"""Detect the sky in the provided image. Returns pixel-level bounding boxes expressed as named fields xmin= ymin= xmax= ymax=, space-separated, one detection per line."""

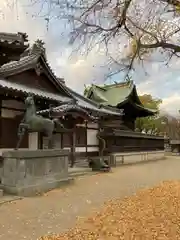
xmin=0 ymin=0 xmax=180 ymax=116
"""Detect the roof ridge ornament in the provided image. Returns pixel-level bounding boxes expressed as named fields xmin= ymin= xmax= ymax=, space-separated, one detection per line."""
xmin=29 ymin=39 xmax=46 ymax=57
xmin=17 ymin=32 xmax=28 ymax=42
xmin=20 ymin=39 xmax=46 ymax=58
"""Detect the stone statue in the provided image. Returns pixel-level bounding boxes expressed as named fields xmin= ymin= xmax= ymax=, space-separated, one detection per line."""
xmin=15 ymin=95 xmax=62 ymax=150
xmin=88 ymin=129 xmax=110 ymax=172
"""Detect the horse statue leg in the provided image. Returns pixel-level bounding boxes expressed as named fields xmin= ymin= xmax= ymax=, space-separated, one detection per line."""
xmin=47 ymin=135 xmax=53 ymax=149
xmin=15 ymin=123 xmax=28 ymax=150
xmin=46 ymin=118 xmax=64 ymax=149
xmin=45 ymin=129 xmax=54 ymax=149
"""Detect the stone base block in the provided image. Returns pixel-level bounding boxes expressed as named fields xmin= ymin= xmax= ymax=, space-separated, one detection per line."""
xmin=1 ymin=149 xmax=72 ymax=197
xmin=0 ymin=189 xmax=3 ymax=197
xmin=1 ymin=177 xmax=74 ymax=197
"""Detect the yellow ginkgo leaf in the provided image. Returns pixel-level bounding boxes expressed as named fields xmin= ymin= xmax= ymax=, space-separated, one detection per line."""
xmin=131 ymin=38 xmax=137 ymax=54
xmin=175 ymin=5 xmax=180 ymax=12
xmin=127 ymin=38 xmax=138 ymax=58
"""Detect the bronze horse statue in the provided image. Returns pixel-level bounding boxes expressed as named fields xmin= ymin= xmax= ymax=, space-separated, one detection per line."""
xmin=15 ymin=95 xmax=62 ymax=150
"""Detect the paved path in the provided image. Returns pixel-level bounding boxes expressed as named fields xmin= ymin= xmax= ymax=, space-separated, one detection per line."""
xmin=1 ymin=157 xmax=180 ymax=240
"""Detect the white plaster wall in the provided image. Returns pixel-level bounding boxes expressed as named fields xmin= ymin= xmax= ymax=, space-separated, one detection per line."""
xmin=63 ymin=147 xmax=71 ymax=151
xmin=1 ymin=100 xmax=24 ymax=118
xmin=75 ymin=147 xmax=86 ymax=152
xmin=28 ymin=132 xmax=38 ymax=150
xmin=87 ymin=122 xmax=98 ymax=129
xmin=1 ymin=109 xmax=22 ymax=118
xmin=87 ymin=147 xmax=99 ymax=152
xmin=87 ymin=129 xmax=99 ymax=145
xmin=76 ymin=123 xmax=86 ymax=127
xmin=2 ymin=100 xmax=25 ymax=109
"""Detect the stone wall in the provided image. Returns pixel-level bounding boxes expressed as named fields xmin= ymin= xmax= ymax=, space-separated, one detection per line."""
xmin=109 ymin=151 xmax=165 ymax=166
xmin=1 ymin=149 xmax=72 ymax=196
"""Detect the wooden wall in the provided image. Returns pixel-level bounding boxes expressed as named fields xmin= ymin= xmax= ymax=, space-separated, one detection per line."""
xmin=41 ymin=122 xmax=100 ymax=157
xmin=0 ymin=99 xmax=28 ymax=148
xmin=7 ymin=70 xmax=60 ymax=94
xmin=104 ymin=135 xmax=164 ymax=153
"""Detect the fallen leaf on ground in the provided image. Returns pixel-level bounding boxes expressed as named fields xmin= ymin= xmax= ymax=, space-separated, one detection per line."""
xmin=39 ymin=180 xmax=180 ymax=240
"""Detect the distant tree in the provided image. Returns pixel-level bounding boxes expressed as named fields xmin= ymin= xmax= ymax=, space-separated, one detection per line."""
xmin=139 ymin=95 xmax=162 ymax=111
xmin=135 ymin=94 xmax=163 ymax=134
xmin=161 ymin=115 xmax=180 ymax=139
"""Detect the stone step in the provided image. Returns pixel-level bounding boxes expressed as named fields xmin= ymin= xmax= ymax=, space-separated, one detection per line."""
xmin=75 ymin=162 xmax=89 ymax=167
xmin=0 ymin=189 xmax=3 ymax=197
xmin=69 ymin=159 xmax=89 ymax=168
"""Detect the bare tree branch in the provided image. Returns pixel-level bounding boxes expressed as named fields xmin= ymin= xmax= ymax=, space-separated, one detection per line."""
xmin=140 ymin=41 xmax=180 ymax=52
xmin=10 ymin=0 xmax=180 ymax=80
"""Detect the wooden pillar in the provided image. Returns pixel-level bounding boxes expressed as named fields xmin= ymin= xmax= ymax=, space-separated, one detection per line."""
xmin=70 ymin=130 xmax=76 ymax=167
xmin=0 ymin=98 xmax=2 ymax=148
xmin=85 ymin=121 xmax=88 ymax=157
xmin=38 ymin=133 xmax=42 ymax=149
xmin=60 ymin=133 xmax=63 ymax=149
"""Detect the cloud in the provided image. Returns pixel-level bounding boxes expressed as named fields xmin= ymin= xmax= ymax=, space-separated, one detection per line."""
xmin=136 ymin=61 xmax=180 ymax=116
xmin=0 ymin=1 xmax=47 ymax=42
xmin=160 ymin=94 xmax=180 ymax=117
xmin=53 ymin=50 xmax=112 ymax=92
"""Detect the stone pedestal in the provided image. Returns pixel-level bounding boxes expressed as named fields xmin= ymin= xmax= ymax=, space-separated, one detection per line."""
xmin=1 ymin=149 xmax=72 ymax=196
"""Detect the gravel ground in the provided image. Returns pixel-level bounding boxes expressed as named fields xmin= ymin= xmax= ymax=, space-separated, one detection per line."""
xmin=0 ymin=157 xmax=180 ymax=240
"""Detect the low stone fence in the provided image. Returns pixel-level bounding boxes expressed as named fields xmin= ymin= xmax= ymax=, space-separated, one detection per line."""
xmin=0 ymin=149 xmax=72 ymax=196
xmin=108 ymin=151 xmax=165 ymax=166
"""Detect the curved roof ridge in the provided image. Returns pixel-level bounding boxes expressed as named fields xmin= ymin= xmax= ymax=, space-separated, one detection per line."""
xmin=101 ymin=80 xmax=134 ymax=89
xmin=0 ymin=40 xmax=46 ymax=74
xmin=92 ymin=84 xmax=107 ymax=91
xmin=67 ymin=86 xmax=123 ymax=114
xmin=40 ymin=56 xmax=74 ymax=98
xmin=136 ymin=104 xmax=157 ymax=113
xmin=67 ymin=86 xmax=100 ymax=107
xmin=0 ymin=54 xmax=38 ymax=76
xmin=0 ymin=40 xmax=73 ymax=98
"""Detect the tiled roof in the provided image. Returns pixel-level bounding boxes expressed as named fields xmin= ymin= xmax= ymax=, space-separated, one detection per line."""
xmin=84 ymin=81 xmax=135 ymax=106
xmin=83 ymin=81 xmax=156 ymax=116
xmin=37 ymin=100 xmax=98 ymax=120
xmin=0 ymin=32 xmax=28 ymax=47
xmin=0 ymin=54 xmax=38 ymax=76
xmin=37 ymin=87 xmax=123 ymax=117
xmin=0 ymin=44 xmax=73 ymax=98
xmin=0 ymin=79 xmax=71 ymax=102
xmin=66 ymin=87 xmax=123 ymax=116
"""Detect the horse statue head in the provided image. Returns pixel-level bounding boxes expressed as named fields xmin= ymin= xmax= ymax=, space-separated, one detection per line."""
xmin=25 ymin=94 xmax=35 ymax=107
